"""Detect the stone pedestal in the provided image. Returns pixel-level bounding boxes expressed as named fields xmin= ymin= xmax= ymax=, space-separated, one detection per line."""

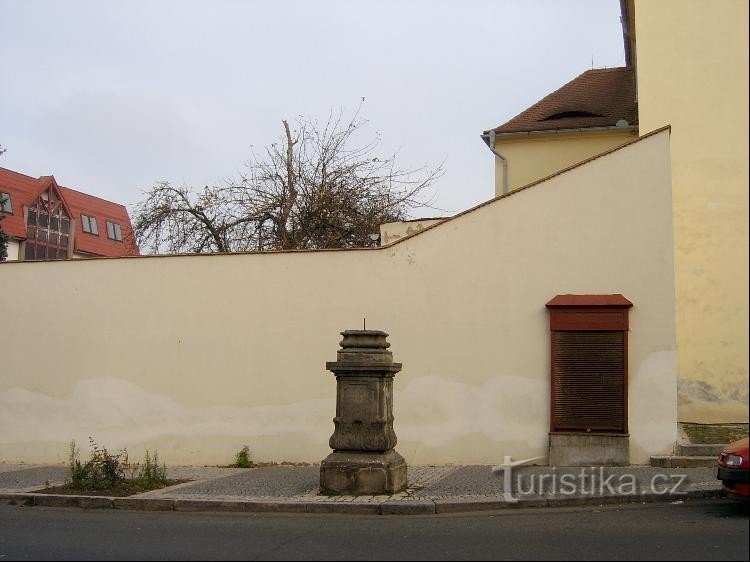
xmin=320 ymin=330 xmax=407 ymax=495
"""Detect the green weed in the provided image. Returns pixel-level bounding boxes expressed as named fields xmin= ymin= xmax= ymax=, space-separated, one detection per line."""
xmin=234 ymin=445 xmax=253 ymax=468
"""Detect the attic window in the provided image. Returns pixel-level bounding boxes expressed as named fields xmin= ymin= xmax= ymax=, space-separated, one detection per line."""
xmin=81 ymin=214 xmax=99 ymax=235
xmin=106 ymin=221 xmax=122 ymax=241
xmin=0 ymin=192 xmax=11 ymax=213
xmin=542 ymin=110 xmax=603 ymax=121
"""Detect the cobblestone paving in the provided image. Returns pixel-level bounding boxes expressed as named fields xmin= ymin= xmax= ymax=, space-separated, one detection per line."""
xmin=165 ymin=466 xmax=248 ymax=480
xmin=0 ymin=464 xmax=45 ymax=474
xmin=413 ymin=465 xmax=719 ymax=497
xmin=0 ymin=465 xmax=244 ymax=493
xmin=144 ymin=465 xmax=321 ymax=498
xmin=0 ymin=466 xmax=68 ymax=491
xmin=407 ymin=465 xmax=459 ymax=490
xmin=0 ymin=463 xmax=721 ymax=501
xmin=143 ymin=465 xmax=463 ymax=501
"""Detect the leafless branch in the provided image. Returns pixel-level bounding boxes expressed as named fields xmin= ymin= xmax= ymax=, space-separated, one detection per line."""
xmin=132 ymin=107 xmax=443 ymax=254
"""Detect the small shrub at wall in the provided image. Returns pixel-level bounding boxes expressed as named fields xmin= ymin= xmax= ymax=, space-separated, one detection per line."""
xmin=219 ymin=444 xmax=313 ymax=468
xmin=68 ymin=439 xmax=126 ymax=491
xmin=39 ymin=438 xmax=186 ymax=497
xmin=234 ymin=445 xmax=253 ymax=468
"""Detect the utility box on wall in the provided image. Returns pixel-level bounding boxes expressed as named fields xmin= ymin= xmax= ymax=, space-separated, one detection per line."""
xmin=546 ymin=294 xmax=633 ymax=466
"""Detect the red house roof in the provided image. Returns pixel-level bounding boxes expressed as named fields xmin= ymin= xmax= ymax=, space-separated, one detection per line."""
xmin=486 ymin=67 xmax=637 ymax=135
xmin=0 ymin=166 xmax=139 ymax=257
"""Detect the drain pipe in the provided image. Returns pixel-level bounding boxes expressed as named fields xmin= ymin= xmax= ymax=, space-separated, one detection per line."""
xmin=482 ymin=130 xmax=509 ymax=195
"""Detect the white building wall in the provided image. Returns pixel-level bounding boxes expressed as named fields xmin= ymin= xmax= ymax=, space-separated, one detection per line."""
xmin=4 ymin=239 xmax=19 ymax=261
xmin=0 ymin=130 xmax=676 ymax=466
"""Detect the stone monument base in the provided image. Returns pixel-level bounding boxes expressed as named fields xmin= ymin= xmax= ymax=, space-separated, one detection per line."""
xmin=320 ymin=450 xmax=407 ymax=495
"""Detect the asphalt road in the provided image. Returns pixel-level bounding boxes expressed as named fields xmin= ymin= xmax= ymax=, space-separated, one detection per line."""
xmin=0 ymin=499 xmax=747 ymax=561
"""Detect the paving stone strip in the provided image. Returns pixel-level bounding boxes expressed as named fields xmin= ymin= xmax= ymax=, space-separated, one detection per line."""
xmin=144 ymin=466 xmax=321 ymax=498
xmin=0 ymin=466 xmax=68 ymax=491
xmin=0 ymin=464 xmax=725 ymax=515
xmin=413 ymin=465 xmax=718 ymax=497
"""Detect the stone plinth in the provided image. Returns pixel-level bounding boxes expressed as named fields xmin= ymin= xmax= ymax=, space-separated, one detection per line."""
xmin=320 ymin=450 xmax=407 ymax=496
xmin=548 ymin=432 xmax=630 ymax=466
xmin=320 ymin=330 xmax=408 ymax=495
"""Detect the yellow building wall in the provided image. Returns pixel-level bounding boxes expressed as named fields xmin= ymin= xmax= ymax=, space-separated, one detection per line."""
xmin=634 ymin=0 xmax=749 ymax=423
xmin=494 ymin=129 xmax=637 ymax=195
xmin=0 ymin=131 xmax=676 ymax=466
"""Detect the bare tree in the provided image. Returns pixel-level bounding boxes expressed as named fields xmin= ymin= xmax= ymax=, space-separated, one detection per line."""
xmin=132 ymin=107 xmax=443 ymax=254
xmin=0 ymin=201 xmax=8 ymax=261
xmin=0 ymin=147 xmax=8 ymax=261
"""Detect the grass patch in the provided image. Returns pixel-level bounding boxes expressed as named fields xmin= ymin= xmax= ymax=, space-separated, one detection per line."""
xmin=681 ymin=423 xmax=749 ymax=444
xmin=37 ymin=438 xmax=188 ymax=497
xmin=37 ymin=479 xmax=188 ymax=497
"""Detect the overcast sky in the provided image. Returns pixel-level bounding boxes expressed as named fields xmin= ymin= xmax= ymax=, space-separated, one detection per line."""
xmin=0 ymin=0 xmax=624 ymax=216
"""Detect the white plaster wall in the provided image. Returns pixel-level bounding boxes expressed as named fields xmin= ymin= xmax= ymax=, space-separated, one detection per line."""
xmin=379 ymin=219 xmax=444 ymax=245
xmin=0 ymin=130 xmax=676 ymax=466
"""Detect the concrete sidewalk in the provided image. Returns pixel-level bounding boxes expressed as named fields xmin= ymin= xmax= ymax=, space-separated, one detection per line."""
xmin=0 ymin=463 xmax=725 ymax=515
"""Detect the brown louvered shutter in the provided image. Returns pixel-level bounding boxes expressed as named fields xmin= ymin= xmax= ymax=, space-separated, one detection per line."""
xmin=546 ymin=295 xmax=632 ymax=435
xmin=552 ymin=331 xmax=625 ymax=432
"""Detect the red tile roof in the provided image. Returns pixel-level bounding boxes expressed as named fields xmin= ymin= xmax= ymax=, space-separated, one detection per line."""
xmin=0 ymin=166 xmax=139 ymax=257
xmin=546 ymin=294 xmax=633 ymax=308
xmin=486 ymin=67 xmax=637 ymax=135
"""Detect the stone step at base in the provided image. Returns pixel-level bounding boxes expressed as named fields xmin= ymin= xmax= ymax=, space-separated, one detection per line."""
xmin=677 ymin=443 xmax=726 ymax=457
xmin=649 ymin=455 xmax=717 ymax=468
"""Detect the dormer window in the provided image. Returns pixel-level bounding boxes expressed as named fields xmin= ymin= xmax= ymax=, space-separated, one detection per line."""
xmin=81 ymin=214 xmax=99 ymax=235
xmin=542 ymin=110 xmax=603 ymax=121
xmin=1 ymin=192 xmax=11 ymax=213
xmin=106 ymin=221 xmax=122 ymax=241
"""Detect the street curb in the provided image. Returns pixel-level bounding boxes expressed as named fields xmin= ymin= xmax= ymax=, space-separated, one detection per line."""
xmin=381 ymin=500 xmax=436 ymax=515
xmin=0 ymin=488 xmax=726 ymax=515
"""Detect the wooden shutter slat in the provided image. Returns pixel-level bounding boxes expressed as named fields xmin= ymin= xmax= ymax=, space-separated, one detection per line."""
xmin=552 ymin=331 xmax=626 ymax=432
